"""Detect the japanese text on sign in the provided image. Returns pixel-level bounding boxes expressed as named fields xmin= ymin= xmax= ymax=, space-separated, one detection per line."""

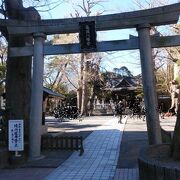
xmin=8 ymin=120 xmax=24 ymax=151
xmin=79 ymin=21 xmax=97 ymax=51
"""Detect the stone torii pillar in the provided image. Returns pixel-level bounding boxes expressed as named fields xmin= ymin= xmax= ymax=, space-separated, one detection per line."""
xmin=137 ymin=24 xmax=162 ymax=145
xmin=29 ymin=33 xmax=46 ymax=160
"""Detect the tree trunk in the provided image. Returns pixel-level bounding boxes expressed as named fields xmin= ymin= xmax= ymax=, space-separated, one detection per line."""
xmin=4 ymin=0 xmax=40 ymax=142
xmin=81 ymin=59 xmax=89 ymax=115
xmin=171 ymin=62 xmax=180 ymax=160
xmin=77 ymin=54 xmax=84 ymax=110
xmin=77 ymin=53 xmax=84 ymax=113
xmin=172 ymin=104 xmax=180 ymax=160
xmin=89 ymin=93 xmax=95 ymax=115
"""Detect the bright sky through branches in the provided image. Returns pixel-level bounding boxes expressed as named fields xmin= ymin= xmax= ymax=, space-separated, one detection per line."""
xmin=38 ymin=0 xmax=179 ymax=76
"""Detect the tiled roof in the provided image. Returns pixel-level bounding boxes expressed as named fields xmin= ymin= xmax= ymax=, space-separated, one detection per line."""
xmin=43 ymin=87 xmax=65 ymax=98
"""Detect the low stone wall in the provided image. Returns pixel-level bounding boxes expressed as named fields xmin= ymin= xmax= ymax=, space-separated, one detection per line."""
xmin=138 ymin=144 xmax=180 ymax=180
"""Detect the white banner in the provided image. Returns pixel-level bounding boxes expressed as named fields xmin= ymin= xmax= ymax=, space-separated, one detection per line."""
xmin=8 ymin=120 xmax=24 ymax=151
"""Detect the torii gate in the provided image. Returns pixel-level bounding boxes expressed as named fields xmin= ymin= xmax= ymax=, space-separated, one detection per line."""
xmin=2 ymin=3 xmax=180 ymax=160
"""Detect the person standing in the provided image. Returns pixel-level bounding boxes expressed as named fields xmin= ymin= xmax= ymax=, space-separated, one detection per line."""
xmin=169 ymin=80 xmax=180 ymax=115
xmin=116 ymin=101 xmax=125 ymax=123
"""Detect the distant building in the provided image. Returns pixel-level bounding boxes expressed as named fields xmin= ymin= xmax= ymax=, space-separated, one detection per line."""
xmin=103 ymin=70 xmax=142 ymax=102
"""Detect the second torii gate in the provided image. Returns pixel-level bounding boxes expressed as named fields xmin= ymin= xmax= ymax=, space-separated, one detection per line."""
xmin=3 ymin=3 xmax=180 ymax=160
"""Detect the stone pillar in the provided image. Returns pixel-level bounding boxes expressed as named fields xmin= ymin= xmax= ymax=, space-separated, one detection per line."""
xmin=29 ymin=33 xmax=46 ymax=160
xmin=137 ymin=24 xmax=162 ymax=144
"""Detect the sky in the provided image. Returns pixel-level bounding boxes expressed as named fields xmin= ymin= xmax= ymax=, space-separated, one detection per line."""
xmin=38 ymin=0 xmax=133 ymax=19
xmin=33 ymin=0 xmax=179 ymax=76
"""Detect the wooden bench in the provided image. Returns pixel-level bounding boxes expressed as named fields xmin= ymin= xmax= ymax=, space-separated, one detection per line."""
xmin=41 ymin=135 xmax=84 ymax=156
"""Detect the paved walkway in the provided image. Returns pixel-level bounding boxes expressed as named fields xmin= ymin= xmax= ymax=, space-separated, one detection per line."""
xmin=45 ymin=116 xmax=128 ymax=180
xmin=45 ymin=115 xmax=176 ymax=180
xmin=0 ymin=115 xmax=176 ymax=180
xmin=114 ymin=169 xmax=138 ymax=180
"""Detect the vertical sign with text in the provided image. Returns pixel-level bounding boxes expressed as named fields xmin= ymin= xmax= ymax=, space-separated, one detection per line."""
xmin=79 ymin=21 xmax=97 ymax=52
xmin=8 ymin=120 xmax=24 ymax=151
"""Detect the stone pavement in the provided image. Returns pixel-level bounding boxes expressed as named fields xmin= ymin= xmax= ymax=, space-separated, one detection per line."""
xmin=115 ymin=115 xmax=176 ymax=180
xmin=0 ymin=115 xmax=176 ymax=180
xmin=45 ymin=116 xmax=126 ymax=180
xmin=114 ymin=117 xmax=147 ymax=180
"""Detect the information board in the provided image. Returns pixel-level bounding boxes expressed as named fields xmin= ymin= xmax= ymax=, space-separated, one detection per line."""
xmin=8 ymin=120 xmax=24 ymax=151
